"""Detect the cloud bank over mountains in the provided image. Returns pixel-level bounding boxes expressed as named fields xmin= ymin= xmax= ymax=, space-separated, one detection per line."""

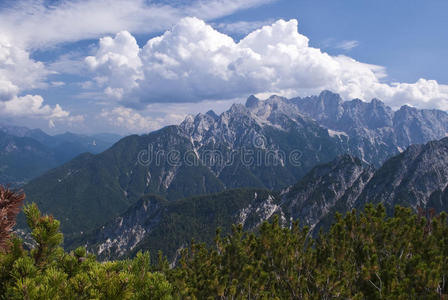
xmin=0 ymin=0 xmax=273 ymax=130
xmin=0 ymin=0 xmax=447 ymax=133
xmin=87 ymin=17 xmax=448 ymax=110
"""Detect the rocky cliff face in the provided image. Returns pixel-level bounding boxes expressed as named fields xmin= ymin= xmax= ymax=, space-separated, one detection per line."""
xmin=180 ymin=97 xmax=346 ymax=190
xmin=85 ymin=195 xmax=166 ymax=259
xmin=281 ymin=155 xmax=374 ymax=230
xmin=291 ymin=90 xmax=448 ymax=165
xmin=357 ymin=138 xmax=448 ymax=211
xmin=180 ymin=90 xmax=448 ymax=176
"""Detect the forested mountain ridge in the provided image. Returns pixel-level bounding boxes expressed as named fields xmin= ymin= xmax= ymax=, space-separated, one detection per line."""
xmin=21 ymin=127 xmax=227 ymax=234
xmin=65 ymin=189 xmax=280 ymax=260
xmin=70 ymin=137 xmax=448 ymax=261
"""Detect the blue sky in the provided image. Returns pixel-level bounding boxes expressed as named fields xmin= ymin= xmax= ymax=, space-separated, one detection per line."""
xmin=0 ymin=0 xmax=447 ymax=134
xmin=230 ymin=0 xmax=448 ymax=83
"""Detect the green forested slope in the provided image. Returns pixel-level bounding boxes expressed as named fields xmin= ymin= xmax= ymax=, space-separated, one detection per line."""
xmin=66 ymin=189 xmax=278 ymax=260
xmin=22 ymin=127 xmax=225 ymax=234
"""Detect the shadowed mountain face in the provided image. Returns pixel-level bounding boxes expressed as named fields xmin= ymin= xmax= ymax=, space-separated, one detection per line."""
xmin=22 ymin=91 xmax=448 ymax=236
xmin=356 ymin=138 xmax=448 ymax=211
xmin=69 ymin=137 xmax=448 ymax=261
xmin=282 ymin=137 xmax=448 ymax=233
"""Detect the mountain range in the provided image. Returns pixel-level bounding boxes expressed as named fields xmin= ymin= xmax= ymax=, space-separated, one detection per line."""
xmin=66 ymin=137 xmax=448 ymax=260
xmin=21 ymin=91 xmax=448 ymax=232
xmin=0 ymin=124 xmax=121 ymax=185
xmin=15 ymin=90 xmax=448 ymax=258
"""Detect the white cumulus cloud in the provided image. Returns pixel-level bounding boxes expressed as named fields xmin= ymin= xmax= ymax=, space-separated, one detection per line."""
xmin=0 ymin=34 xmax=81 ymax=122
xmin=0 ymin=35 xmax=49 ymax=100
xmin=86 ymin=17 xmax=448 ymax=109
xmin=0 ymin=94 xmax=67 ymax=118
xmin=100 ymin=106 xmax=184 ymax=132
xmin=86 ymin=31 xmax=143 ymax=100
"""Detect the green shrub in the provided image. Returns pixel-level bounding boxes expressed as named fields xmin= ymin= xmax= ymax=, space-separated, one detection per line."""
xmin=1 ymin=193 xmax=447 ymax=299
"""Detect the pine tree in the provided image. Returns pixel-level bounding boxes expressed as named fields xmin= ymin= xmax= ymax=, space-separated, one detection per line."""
xmin=1 ymin=190 xmax=448 ymax=299
xmin=0 ymin=200 xmax=174 ymax=299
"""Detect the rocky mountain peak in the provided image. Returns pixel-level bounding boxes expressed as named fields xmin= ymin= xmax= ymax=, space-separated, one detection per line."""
xmin=396 ymin=104 xmax=417 ymax=114
xmin=393 ymin=105 xmax=448 ymax=147
xmin=180 ymin=90 xmax=448 ymax=169
xmin=244 ymin=95 xmax=303 ymax=127
xmin=205 ymin=110 xmax=218 ymax=120
xmin=317 ymin=90 xmax=343 ymax=107
xmin=370 ymin=98 xmax=383 ymax=105
xmin=292 ymin=91 xmax=343 ymax=125
xmin=228 ymin=103 xmax=250 ymax=115
xmin=343 ymin=97 xmax=393 ymax=129
xmin=179 ymin=114 xmax=195 ymax=133
xmin=245 ymin=95 xmax=260 ymax=109
xmin=318 ymin=89 xmax=342 ymax=100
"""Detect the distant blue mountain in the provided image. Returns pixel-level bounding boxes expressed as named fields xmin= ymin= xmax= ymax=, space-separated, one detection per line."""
xmin=0 ymin=124 xmax=121 ymax=185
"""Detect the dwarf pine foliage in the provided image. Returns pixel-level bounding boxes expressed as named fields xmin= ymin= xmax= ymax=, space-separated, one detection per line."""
xmin=0 ymin=187 xmax=448 ymax=299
